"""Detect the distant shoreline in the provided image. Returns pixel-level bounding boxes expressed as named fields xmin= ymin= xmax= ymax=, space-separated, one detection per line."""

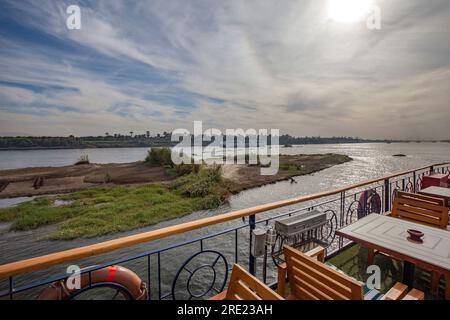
xmin=0 ymin=145 xmax=165 ymax=151
xmin=1 ymin=140 xmax=447 ymax=151
xmin=2 ymin=134 xmax=447 ymax=151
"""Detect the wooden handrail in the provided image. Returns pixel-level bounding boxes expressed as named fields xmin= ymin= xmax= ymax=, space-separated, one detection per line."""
xmin=0 ymin=161 xmax=448 ymax=279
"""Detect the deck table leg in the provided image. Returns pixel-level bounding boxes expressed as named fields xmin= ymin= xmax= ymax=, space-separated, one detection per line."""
xmin=402 ymin=261 xmax=415 ymax=288
xmin=446 ymin=275 xmax=450 ymax=300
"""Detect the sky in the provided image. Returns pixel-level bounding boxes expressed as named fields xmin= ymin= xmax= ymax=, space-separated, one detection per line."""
xmin=0 ymin=0 xmax=449 ymax=140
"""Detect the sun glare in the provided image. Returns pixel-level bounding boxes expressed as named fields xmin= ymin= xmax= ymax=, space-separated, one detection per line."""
xmin=328 ymin=0 xmax=373 ymax=24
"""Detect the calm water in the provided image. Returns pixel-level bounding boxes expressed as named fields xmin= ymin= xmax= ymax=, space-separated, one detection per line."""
xmin=0 ymin=147 xmax=150 ymax=170
xmin=1 ymin=143 xmax=449 ymax=298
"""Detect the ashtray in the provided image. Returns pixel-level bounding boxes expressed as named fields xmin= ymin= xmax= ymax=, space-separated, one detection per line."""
xmin=407 ymin=229 xmax=424 ymax=243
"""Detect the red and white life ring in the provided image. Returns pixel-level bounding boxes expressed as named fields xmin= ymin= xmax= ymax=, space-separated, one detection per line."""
xmin=37 ymin=265 xmax=148 ymax=300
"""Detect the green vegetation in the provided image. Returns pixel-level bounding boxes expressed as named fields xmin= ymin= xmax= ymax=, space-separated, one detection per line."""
xmin=279 ymin=154 xmax=351 ymax=174
xmin=145 ymin=147 xmax=173 ymax=166
xmin=0 ymin=134 xmax=174 ymax=150
xmin=145 ymin=147 xmax=200 ymax=177
xmin=74 ymin=154 xmax=90 ymax=165
xmin=329 ymin=154 xmax=352 ymax=163
xmin=0 ymin=166 xmax=234 ymax=240
xmin=0 ymin=135 xmax=446 ymax=151
xmin=170 ymin=165 xmax=234 ymax=207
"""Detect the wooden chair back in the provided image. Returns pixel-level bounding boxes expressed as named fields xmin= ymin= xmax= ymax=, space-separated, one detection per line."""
xmin=392 ymin=191 xmax=448 ymax=228
xmin=225 ymin=264 xmax=284 ymax=300
xmin=283 ymin=245 xmax=364 ymax=300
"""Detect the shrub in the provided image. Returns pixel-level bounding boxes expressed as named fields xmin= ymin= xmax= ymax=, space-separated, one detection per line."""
xmin=74 ymin=154 xmax=90 ymax=165
xmin=145 ymin=148 xmax=173 ymax=167
xmin=171 ymin=165 xmax=223 ymax=198
xmin=170 ymin=163 xmax=201 ymax=176
xmin=104 ymin=172 xmax=112 ymax=183
xmin=146 ymin=148 xmax=201 ymax=177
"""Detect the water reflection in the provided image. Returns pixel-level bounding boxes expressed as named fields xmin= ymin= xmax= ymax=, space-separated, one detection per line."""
xmin=1 ymin=143 xmax=450 ymax=299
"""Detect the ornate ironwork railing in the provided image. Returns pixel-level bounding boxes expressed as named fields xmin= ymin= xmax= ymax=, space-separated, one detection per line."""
xmin=0 ymin=162 xmax=449 ymax=300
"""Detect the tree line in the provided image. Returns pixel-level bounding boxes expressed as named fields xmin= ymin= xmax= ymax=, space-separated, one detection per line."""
xmin=0 ymin=134 xmax=445 ymax=150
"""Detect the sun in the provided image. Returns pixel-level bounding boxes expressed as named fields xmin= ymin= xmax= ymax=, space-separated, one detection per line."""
xmin=328 ymin=0 xmax=373 ymax=24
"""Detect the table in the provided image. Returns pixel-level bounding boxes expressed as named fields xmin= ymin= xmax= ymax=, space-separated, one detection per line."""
xmin=336 ymin=214 xmax=450 ymax=299
xmin=421 ymin=174 xmax=448 ymax=189
xmin=419 ymin=186 xmax=450 ymax=207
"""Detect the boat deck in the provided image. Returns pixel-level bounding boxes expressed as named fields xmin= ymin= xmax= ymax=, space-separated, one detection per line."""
xmin=327 ymin=244 xmax=446 ymax=300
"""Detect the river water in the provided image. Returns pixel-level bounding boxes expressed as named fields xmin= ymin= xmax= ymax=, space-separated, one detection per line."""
xmin=0 ymin=143 xmax=449 ymax=299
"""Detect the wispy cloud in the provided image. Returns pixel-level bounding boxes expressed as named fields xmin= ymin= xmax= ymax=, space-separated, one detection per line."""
xmin=0 ymin=0 xmax=449 ymax=139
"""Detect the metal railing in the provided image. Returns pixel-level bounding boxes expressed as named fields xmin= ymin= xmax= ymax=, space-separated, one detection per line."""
xmin=0 ymin=162 xmax=449 ymax=300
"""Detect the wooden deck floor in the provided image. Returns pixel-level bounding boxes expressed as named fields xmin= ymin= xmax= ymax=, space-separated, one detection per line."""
xmin=327 ymin=244 xmax=446 ymax=300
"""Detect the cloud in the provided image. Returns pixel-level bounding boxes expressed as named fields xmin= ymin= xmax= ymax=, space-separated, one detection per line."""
xmin=0 ymin=0 xmax=449 ymax=139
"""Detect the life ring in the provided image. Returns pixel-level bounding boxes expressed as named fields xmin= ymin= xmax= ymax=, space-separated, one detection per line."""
xmin=37 ymin=265 xmax=148 ymax=300
xmin=357 ymin=189 xmax=381 ymax=217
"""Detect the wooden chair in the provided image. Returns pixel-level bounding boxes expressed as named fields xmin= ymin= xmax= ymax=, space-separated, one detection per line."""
xmin=277 ymin=244 xmax=326 ymax=297
xmin=390 ymin=191 xmax=448 ymax=227
xmin=367 ymin=191 xmax=448 ymax=295
xmin=281 ymin=245 xmax=424 ymax=300
xmin=210 ymin=264 xmax=284 ymax=300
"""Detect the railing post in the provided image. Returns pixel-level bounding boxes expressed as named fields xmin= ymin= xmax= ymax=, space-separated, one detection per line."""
xmin=430 ymin=166 xmax=434 ymax=174
xmin=249 ymin=214 xmax=256 ymax=275
xmin=338 ymin=191 xmax=345 ymax=249
xmin=147 ymin=254 xmax=151 ymax=301
xmin=9 ymin=276 xmax=13 ymax=300
xmin=384 ymin=178 xmax=390 ymax=213
xmin=361 ymin=191 xmax=368 ymax=218
xmin=413 ymin=171 xmax=417 ymax=193
xmin=340 ymin=191 xmax=345 ymax=227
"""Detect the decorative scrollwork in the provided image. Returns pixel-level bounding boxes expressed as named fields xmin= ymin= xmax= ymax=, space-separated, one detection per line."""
xmin=171 ymin=250 xmax=228 ymax=300
xmin=349 ymin=189 xmax=382 ymax=225
xmin=346 ymin=199 xmax=361 ymax=225
xmin=416 ymin=174 xmax=425 ymax=191
xmin=320 ymin=209 xmax=338 ymax=246
xmin=405 ymin=178 xmax=414 ymax=193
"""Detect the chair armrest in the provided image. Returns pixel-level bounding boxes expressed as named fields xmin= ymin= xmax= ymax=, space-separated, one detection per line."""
xmin=277 ymin=263 xmax=287 ymax=297
xmin=402 ymin=289 xmax=425 ymax=300
xmin=209 ymin=290 xmax=227 ymax=300
xmin=381 ymin=282 xmax=408 ymax=300
xmin=305 ymin=246 xmax=326 ymax=263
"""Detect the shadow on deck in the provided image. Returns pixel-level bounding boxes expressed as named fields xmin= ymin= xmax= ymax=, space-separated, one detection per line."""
xmin=327 ymin=244 xmax=446 ymax=300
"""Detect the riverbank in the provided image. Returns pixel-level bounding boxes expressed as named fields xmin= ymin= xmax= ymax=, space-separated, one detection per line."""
xmin=0 ymin=154 xmax=351 ymax=240
xmin=0 ymin=161 xmax=171 ymax=199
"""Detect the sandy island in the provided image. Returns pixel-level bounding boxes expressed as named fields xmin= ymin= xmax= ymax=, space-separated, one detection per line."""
xmin=0 ymin=154 xmax=351 ymax=199
xmin=0 ymin=153 xmax=351 ymax=239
